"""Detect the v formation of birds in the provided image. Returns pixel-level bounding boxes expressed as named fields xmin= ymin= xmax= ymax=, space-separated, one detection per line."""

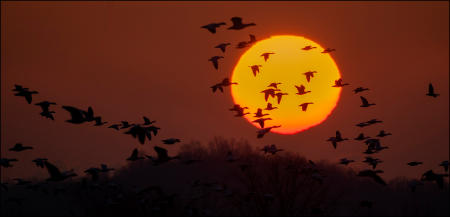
xmin=2 ymin=16 xmax=447 ymax=191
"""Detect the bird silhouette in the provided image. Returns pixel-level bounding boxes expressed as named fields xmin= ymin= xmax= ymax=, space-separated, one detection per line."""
xmin=295 ymin=85 xmax=311 ymax=95
xmin=143 ymin=116 xmax=156 ymax=125
xmin=44 ymin=161 xmax=77 ymax=182
xmin=14 ymin=89 xmax=39 ymax=104
xmin=62 ymin=106 xmax=86 ymax=124
xmin=40 ymin=110 xmax=56 ymax=120
xmin=120 ymin=121 xmax=133 ymax=129
xmin=264 ymin=103 xmax=278 ymax=111
xmin=162 ymin=138 xmax=181 ymax=145
xmin=9 ymin=143 xmax=33 ymax=152
xmin=108 ymin=124 xmax=121 ymax=130
xmin=127 ymin=148 xmax=144 ymax=161
xmin=257 ymin=125 xmax=281 ymax=138
xmin=208 ymin=56 xmax=224 ymax=70
xmin=303 ymin=71 xmax=317 ymax=83
xmin=357 ymin=170 xmax=386 ymax=186
xmin=254 ymin=108 xmax=269 ymax=118
xmin=332 ymin=78 xmax=349 ymax=87
xmin=227 ymin=17 xmax=255 ymax=30
xmin=360 ymin=96 xmax=376 ymax=107
xmin=302 ymin=45 xmax=317 ymax=51
xmin=355 ymin=133 xmax=370 ymax=140
xmin=353 ymin=87 xmax=369 ymax=94
xmin=426 ymin=83 xmax=439 ymax=97
xmin=220 ymin=78 xmax=238 ymax=86
xmin=339 ymin=158 xmax=355 ymax=165
xmin=363 ymin=157 xmax=383 ymax=169
xmin=376 ymin=130 xmax=392 ymax=137
xmin=321 ymin=48 xmax=336 ymax=53
xmin=229 ymin=104 xmax=248 ymax=112
xmin=439 ymin=160 xmax=449 ymax=172
xmin=275 ymin=92 xmax=288 ymax=104
xmin=82 ymin=107 xmax=95 ymax=122
xmin=201 ymin=22 xmax=226 ymax=33
xmin=407 ymin=161 xmax=423 ymax=166
xmin=0 ymin=158 xmax=18 ymax=168
xmin=124 ymin=124 xmax=155 ymax=144
xmin=335 ymin=131 xmax=349 ymax=142
xmin=236 ymin=34 xmax=256 ymax=48
xmin=261 ymin=144 xmax=283 ymax=155
xmin=94 ymin=116 xmax=107 ymax=126
xmin=215 ymin=43 xmax=231 ymax=53
xmin=421 ymin=170 xmax=448 ymax=189
xmin=32 ymin=158 xmax=48 ymax=168
xmin=261 ymin=88 xmax=279 ymax=101
xmin=261 ymin=52 xmax=275 ymax=62
xmin=299 ymin=102 xmax=313 ymax=111
xmin=235 ymin=108 xmax=250 ymax=117
xmin=146 ymin=146 xmax=180 ymax=165
xmin=12 ymin=84 xmax=29 ymax=92
xmin=249 ymin=65 xmax=262 ymax=76
xmin=253 ymin=118 xmax=272 ymax=128
xmin=35 ymin=101 xmax=57 ymax=112
xmin=268 ymin=82 xmax=282 ymax=89
xmin=210 ymin=83 xmax=224 ymax=93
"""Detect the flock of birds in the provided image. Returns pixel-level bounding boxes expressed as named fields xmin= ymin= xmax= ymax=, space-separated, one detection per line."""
xmin=0 ymin=16 xmax=448 ymax=213
xmin=201 ymin=16 xmax=448 ymax=190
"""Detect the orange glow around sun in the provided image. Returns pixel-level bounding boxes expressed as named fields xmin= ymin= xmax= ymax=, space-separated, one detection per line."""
xmin=231 ymin=35 xmax=342 ymax=134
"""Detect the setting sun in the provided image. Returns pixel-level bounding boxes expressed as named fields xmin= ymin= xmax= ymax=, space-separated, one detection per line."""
xmin=231 ymin=35 xmax=342 ymax=134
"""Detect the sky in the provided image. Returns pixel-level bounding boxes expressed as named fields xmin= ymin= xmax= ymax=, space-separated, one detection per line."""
xmin=1 ymin=1 xmax=449 ymax=181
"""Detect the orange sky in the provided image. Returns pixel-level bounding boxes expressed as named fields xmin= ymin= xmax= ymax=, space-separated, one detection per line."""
xmin=1 ymin=1 xmax=449 ymax=181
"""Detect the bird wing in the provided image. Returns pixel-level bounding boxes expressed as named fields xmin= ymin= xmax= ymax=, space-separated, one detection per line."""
xmin=130 ymin=148 xmax=138 ymax=159
xmin=154 ymin=146 xmax=168 ymax=159
xmin=62 ymin=106 xmax=84 ymax=121
xmin=230 ymin=17 xmax=242 ymax=26
xmin=336 ymin=131 xmax=342 ymax=139
xmin=306 ymin=74 xmax=311 ymax=82
xmin=24 ymin=94 xmax=33 ymax=104
xmin=360 ymin=96 xmax=368 ymax=105
xmin=212 ymin=59 xmax=218 ymax=70
xmin=44 ymin=161 xmax=62 ymax=179
xmin=143 ymin=116 xmax=150 ymax=124
xmin=429 ymin=83 xmax=434 ymax=94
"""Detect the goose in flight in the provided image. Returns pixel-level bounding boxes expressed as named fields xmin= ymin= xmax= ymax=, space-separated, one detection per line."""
xmin=357 ymin=169 xmax=386 ymax=186
xmin=261 ymin=52 xmax=275 ymax=62
xmin=236 ymin=34 xmax=256 ymax=48
xmin=143 ymin=116 xmax=156 ymax=125
xmin=120 ymin=121 xmax=133 ymax=129
xmin=376 ymin=130 xmax=392 ymax=137
xmin=1 ymin=158 xmax=18 ymax=168
xmin=94 ymin=116 xmax=107 ymax=126
xmin=295 ymin=85 xmax=311 ymax=95
xmin=360 ymin=96 xmax=375 ymax=107
xmin=227 ymin=17 xmax=255 ymax=30
xmin=201 ymin=22 xmax=226 ymax=33
xmin=44 ymin=161 xmax=77 ymax=182
xmin=321 ymin=48 xmax=336 ymax=53
xmin=208 ymin=56 xmax=224 ymax=70
xmin=220 ymin=78 xmax=238 ymax=86
xmin=254 ymin=108 xmax=269 ymax=118
xmin=12 ymin=84 xmax=29 ymax=92
xmin=35 ymin=101 xmax=57 ymax=112
xmin=303 ymin=71 xmax=317 ymax=83
xmin=302 ymin=45 xmax=317 ymax=51
xmin=162 ymin=138 xmax=181 ymax=145
xmin=40 ymin=110 xmax=55 ymax=120
xmin=354 ymin=133 xmax=370 ymax=141
xmin=32 ymin=158 xmax=48 ymax=168
xmin=426 ymin=83 xmax=439 ymax=97
xmin=146 ymin=146 xmax=180 ymax=165
xmin=339 ymin=158 xmax=355 ymax=165
xmin=275 ymin=92 xmax=288 ymax=104
xmin=210 ymin=83 xmax=224 ymax=93
xmin=265 ymin=103 xmax=278 ymax=110
xmin=229 ymin=104 xmax=248 ymax=112
xmin=439 ymin=160 xmax=449 ymax=172
xmin=215 ymin=43 xmax=231 ymax=53
xmin=253 ymin=118 xmax=272 ymax=128
xmin=326 ymin=137 xmax=338 ymax=149
xmin=14 ymin=89 xmax=39 ymax=104
xmin=332 ymin=78 xmax=349 ymax=87
xmin=249 ymin=65 xmax=262 ymax=76
xmin=62 ymin=106 xmax=86 ymax=124
xmin=82 ymin=107 xmax=95 ymax=122
xmin=268 ymin=82 xmax=282 ymax=89
xmin=235 ymin=108 xmax=250 ymax=117
xmin=356 ymin=122 xmax=369 ymax=128
xmin=257 ymin=125 xmax=281 ymax=138
xmin=407 ymin=161 xmax=423 ymax=166
xmin=127 ymin=148 xmax=144 ymax=161
xmin=9 ymin=143 xmax=33 ymax=152
xmin=261 ymin=88 xmax=279 ymax=101
xmin=363 ymin=157 xmax=383 ymax=169
xmin=108 ymin=124 xmax=121 ymax=130
xmin=421 ymin=170 xmax=448 ymax=189
xmin=299 ymin=102 xmax=313 ymax=111
xmin=335 ymin=131 xmax=349 ymax=142
xmin=353 ymin=87 xmax=369 ymax=94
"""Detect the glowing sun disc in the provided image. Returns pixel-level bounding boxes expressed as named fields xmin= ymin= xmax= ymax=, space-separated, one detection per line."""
xmin=231 ymin=35 xmax=342 ymax=135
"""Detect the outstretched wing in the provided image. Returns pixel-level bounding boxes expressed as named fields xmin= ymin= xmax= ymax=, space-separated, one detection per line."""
xmin=154 ymin=146 xmax=168 ymax=159
xmin=360 ymin=96 xmax=369 ymax=105
xmin=44 ymin=161 xmax=62 ymax=179
xmin=62 ymin=106 xmax=85 ymax=121
xmin=230 ymin=17 xmax=243 ymax=26
xmin=428 ymin=83 xmax=434 ymax=94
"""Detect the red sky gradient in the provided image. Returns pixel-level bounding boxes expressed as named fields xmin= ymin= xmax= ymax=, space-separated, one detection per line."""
xmin=1 ymin=1 xmax=448 ymax=181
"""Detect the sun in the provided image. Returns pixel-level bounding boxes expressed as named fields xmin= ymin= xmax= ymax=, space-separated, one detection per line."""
xmin=230 ymin=35 xmax=342 ymax=135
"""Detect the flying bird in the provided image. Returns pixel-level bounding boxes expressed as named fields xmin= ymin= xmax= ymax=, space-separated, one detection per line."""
xmin=321 ymin=48 xmax=336 ymax=53
xmin=208 ymin=56 xmax=224 ymax=70
xmin=220 ymin=78 xmax=238 ymax=86
xmin=12 ymin=84 xmax=29 ymax=92
xmin=249 ymin=65 xmax=262 ymax=76
xmin=426 ymin=83 xmax=439 ymax=97
xmin=227 ymin=17 xmax=255 ymax=30
xmin=234 ymin=107 xmax=250 ymax=117
xmin=201 ymin=22 xmax=226 ymax=33
xmin=407 ymin=161 xmax=423 ymax=166
xmin=83 ymin=107 xmax=95 ymax=122
xmin=253 ymin=118 xmax=272 ymax=128
xmin=62 ymin=106 xmax=86 ymax=124
xmin=356 ymin=122 xmax=369 ymax=128
xmin=236 ymin=34 xmax=256 ymax=49
xmin=303 ymin=71 xmax=317 ymax=83
xmin=357 ymin=170 xmax=386 ymax=186
xmin=35 ymin=101 xmax=57 ymax=112
xmin=146 ymin=146 xmax=180 ymax=165
xmin=44 ymin=161 xmax=77 ymax=182
xmin=353 ymin=87 xmax=369 ymax=94
xmin=360 ymin=96 xmax=376 ymax=107
xmin=261 ymin=144 xmax=283 ymax=155
xmin=275 ymin=92 xmax=288 ymax=104
xmin=299 ymin=102 xmax=313 ymax=111
xmin=302 ymin=45 xmax=317 ymax=51
xmin=376 ymin=130 xmax=392 ymax=137
xmin=366 ymin=119 xmax=383 ymax=125
xmin=162 ymin=138 xmax=181 ymax=145
xmin=261 ymin=52 xmax=275 ymax=62
xmin=100 ymin=164 xmax=114 ymax=172
xmin=143 ymin=116 xmax=156 ymax=125
xmin=14 ymin=89 xmax=39 ymax=104
xmin=254 ymin=108 xmax=269 ymax=118
xmin=261 ymin=88 xmax=279 ymax=101
xmin=264 ymin=103 xmax=278 ymax=111
xmin=40 ymin=110 xmax=56 ymax=120
xmin=210 ymin=83 xmax=224 ymax=93
xmin=215 ymin=43 xmax=231 ymax=53
xmin=354 ymin=133 xmax=370 ymax=141
xmin=120 ymin=121 xmax=133 ymax=129
xmin=332 ymin=78 xmax=349 ymax=87
xmin=9 ymin=143 xmax=33 ymax=152
xmin=257 ymin=125 xmax=281 ymax=138
xmin=268 ymin=82 xmax=282 ymax=89
xmin=295 ymin=85 xmax=311 ymax=95
xmin=127 ymin=148 xmax=144 ymax=161
xmin=229 ymin=104 xmax=248 ymax=112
